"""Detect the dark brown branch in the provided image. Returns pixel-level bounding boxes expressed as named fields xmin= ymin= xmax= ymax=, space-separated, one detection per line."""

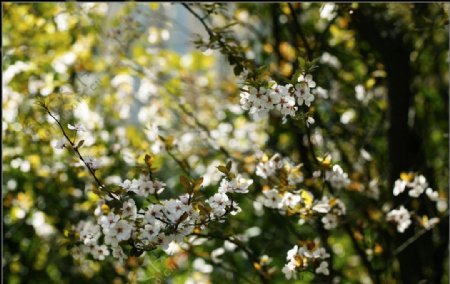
xmin=288 ymin=3 xmax=313 ymax=61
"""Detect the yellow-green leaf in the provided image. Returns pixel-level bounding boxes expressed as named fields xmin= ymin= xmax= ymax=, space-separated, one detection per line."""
xmin=193 ymin=177 xmax=204 ymax=192
xmin=180 ymin=175 xmax=191 ymax=191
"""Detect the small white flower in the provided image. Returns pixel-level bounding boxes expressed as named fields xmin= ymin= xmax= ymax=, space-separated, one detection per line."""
xmin=207 ymin=193 xmax=230 ymax=216
xmin=78 ymin=221 xmax=101 ymax=245
xmin=255 ymin=154 xmax=281 ymax=179
xmin=122 ymin=199 xmax=137 ymax=219
xmin=112 ymin=220 xmax=133 ymax=241
xmin=306 ymin=116 xmax=315 ymax=127
xmin=218 ymin=178 xmax=233 ymax=194
xmin=408 ymin=175 xmax=428 ymax=198
xmin=193 ymin=258 xmax=213 ymax=274
xmin=91 ymin=244 xmax=110 ymax=260
xmin=263 ymin=189 xmax=282 ymax=209
xmin=286 ymin=245 xmax=299 ymax=261
xmin=153 ymin=180 xmax=166 ymax=194
xmin=211 ymin=247 xmax=225 ymax=263
xmin=54 ymin=138 xmax=67 ymax=149
xmin=313 ymin=247 xmax=330 ymax=259
xmin=164 ymin=199 xmax=189 ymax=223
xmin=325 ymin=165 xmax=350 ymax=189
xmin=140 ymin=221 xmax=161 ymax=241
xmin=297 ymin=91 xmax=315 ymax=107
xmin=144 ymin=204 xmax=164 ymax=223
xmin=120 ymin=179 xmax=133 ymax=191
xmin=282 ymin=262 xmax=297 ymax=280
xmin=68 ymin=123 xmax=86 ymax=132
xmin=425 ymin=188 xmax=439 ymax=202
xmin=84 ymin=157 xmax=101 ymax=170
xmin=112 ymin=245 xmax=127 ymax=261
xmin=386 ymin=206 xmax=411 ymax=233
xmin=230 ymin=175 xmax=253 ymax=194
xmin=99 ymin=213 xmax=120 ymax=230
xmin=312 ymin=201 xmax=330 ymax=214
xmin=280 ymin=192 xmax=302 ymax=209
xmin=139 ymin=180 xmax=155 ymax=197
xmin=321 ymin=213 xmax=338 ymax=230
xmin=315 ymin=261 xmax=329 ymax=275
xmin=298 ymin=74 xmax=316 ymax=88
xmin=240 ymin=90 xmax=252 ymax=110
xmin=422 ymin=217 xmax=440 ymax=230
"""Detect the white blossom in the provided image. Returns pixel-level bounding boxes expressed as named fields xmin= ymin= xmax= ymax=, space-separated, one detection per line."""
xmin=425 ymin=188 xmax=439 ymax=202
xmin=256 ymin=154 xmax=281 ymax=179
xmin=211 ymin=247 xmax=225 ymax=263
xmin=312 ymin=201 xmax=330 ymax=214
xmin=282 ymin=262 xmax=297 ymax=280
xmin=91 ymin=244 xmax=110 ymax=260
xmin=229 ymin=175 xmax=253 ymax=194
xmin=280 ymin=192 xmax=302 ymax=209
xmin=112 ymin=220 xmax=133 ymax=241
xmin=68 ymin=123 xmax=86 ymax=132
xmin=84 ymin=157 xmax=101 ymax=170
xmin=207 ymin=193 xmax=231 ymax=216
xmin=422 ymin=217 xmax=440 ymax=230
xmin=325 ymin=165 xmax=350 ymax=189
xmin=408 ymin=175 xmax=428 ymax=198
xmin=306 ymin=116 xmax=315 ymax=127
xmin=140 ymin=221 xmax=161 ymax=241
xmin=386 ymin=206 xmax=411 ymax=233
xmin=164 ymin=199 xmax=190 ymax=223
xmin=54 ymin=137 xmax=67 ymax=149
xmin=315 ymin=261 xmax=329 ymax=275
xmin=122 ymin=198 xmax=137 ymax=219
xmin=321 ymin=214 xmax=338 ymax=230
xmin=263 ymin=189 xmax=282 ymax=209
xmin=99 ymin=213 xmax=120 ymax=230
xmin=193 ymin=258 xmax=213 ymax=274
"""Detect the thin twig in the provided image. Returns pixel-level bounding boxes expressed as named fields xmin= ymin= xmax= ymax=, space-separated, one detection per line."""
xmin=43 ymin=104 xmax=120 ymax=201
xmin=393 ymin=210 xmax=449 ymax=257
xmin=182 ymin=4 xmax=214 ymax=39
xmin=192 ymin=232 xmax=269 ymax=283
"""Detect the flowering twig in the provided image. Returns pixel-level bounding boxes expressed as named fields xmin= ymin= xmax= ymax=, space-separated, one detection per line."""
xmin=393 ymin=210 xmax=449 ymax=257
xmin=41 ymin=103 xmax=120 ymax=201
xmin=192 ymin=232 xmax=269 ymax=283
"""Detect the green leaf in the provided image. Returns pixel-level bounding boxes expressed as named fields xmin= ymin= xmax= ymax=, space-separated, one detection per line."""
xmin=144 ymin=154 xmax=153 ymax=169
xmin=217 ymin=165 xmax=228 ymax=174
xmin=298 ymin=57 xmax=306 ymax=70
xmin=226 ymin=161 xmax=232 ymax=171
xmin=76 ymin=140 xmax=85 ymax=149
xmin=193 ymin=177 xmax=204 ymax=192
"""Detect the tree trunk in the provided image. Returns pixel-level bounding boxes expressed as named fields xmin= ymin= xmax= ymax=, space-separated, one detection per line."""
xmin=351 ymin=4 xmax=439 ymax=283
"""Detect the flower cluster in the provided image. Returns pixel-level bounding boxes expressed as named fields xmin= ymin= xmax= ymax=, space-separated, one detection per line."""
xmin=73 ymin=161 xmax=253 ymax=262
xmin=282 ymin=241 xmax=330 ymax=280
xmin=255 ymin=153 xmax=346 ymax=229
xmin=240 ymin=73 xmax=317 ymax=121
xmin=121 ymin=174 xmax=166 ymax=197
xmin=386 ymin=206 xmax=412 ymax=233
xmin=387 ymin=173 xmax=441 ymax=233
xmin=325 ymin=164 xmax=350 ymax=189
xmin=208 ymin=166 xmax=253 ymax=221
xmin=393 ymin=174 xmax=437 ymax=199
